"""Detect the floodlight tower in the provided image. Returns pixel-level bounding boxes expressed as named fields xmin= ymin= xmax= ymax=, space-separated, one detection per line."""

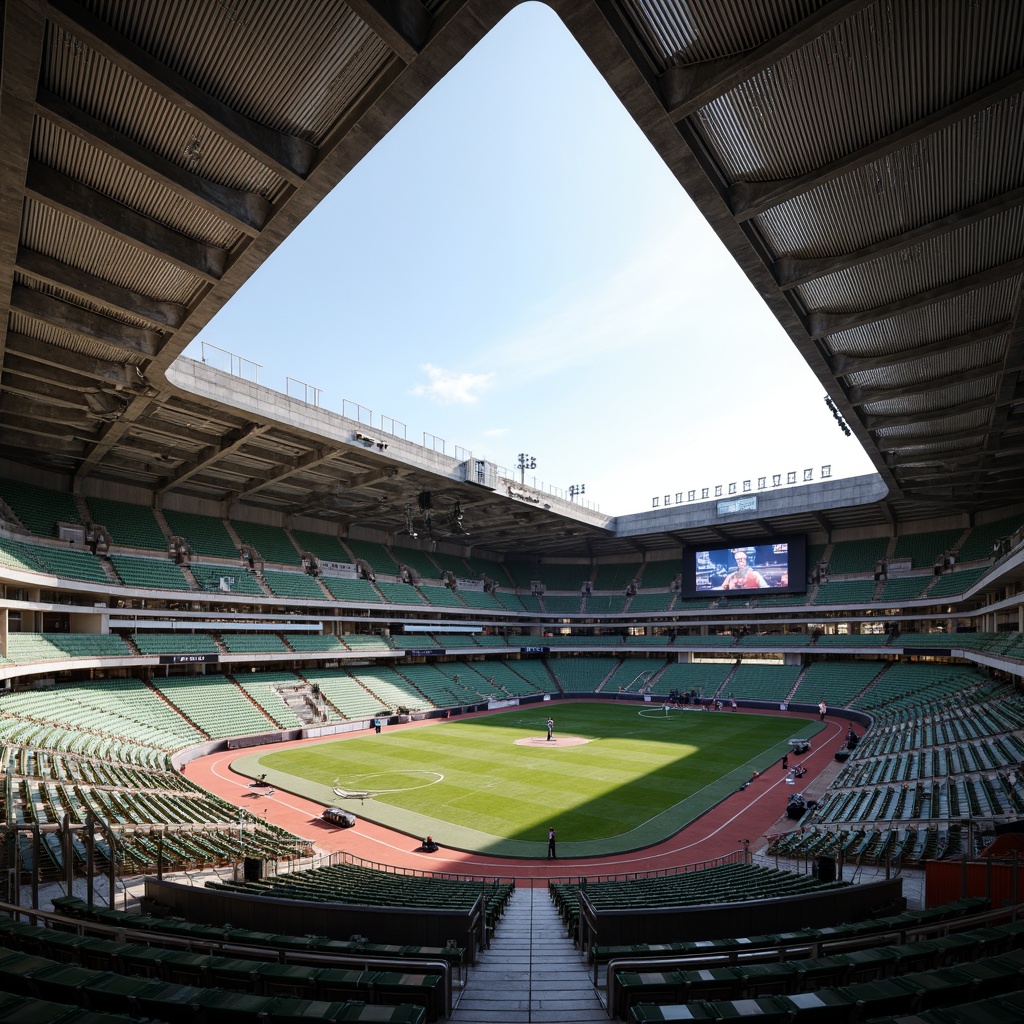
xmin=517 ymin=453 xmax=536 ymax=485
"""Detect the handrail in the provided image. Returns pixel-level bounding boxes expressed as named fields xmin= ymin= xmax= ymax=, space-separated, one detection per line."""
xmin=602 ymin=899 xmax=1024 ymax=1005
xmin=0 ymin=898 xmax=456 ymax=1017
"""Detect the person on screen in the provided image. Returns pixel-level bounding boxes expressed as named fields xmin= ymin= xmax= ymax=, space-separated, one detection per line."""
xmin=720 ymin=549 xmax=769 ymax=589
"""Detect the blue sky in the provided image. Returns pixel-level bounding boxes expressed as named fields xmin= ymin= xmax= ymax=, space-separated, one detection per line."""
xmin=188 ymin=2 xmax=875 ymax=516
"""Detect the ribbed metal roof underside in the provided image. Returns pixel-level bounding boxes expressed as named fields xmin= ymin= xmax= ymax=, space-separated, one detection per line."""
xmin=0 ymin=0 xmax=1021 ymax=558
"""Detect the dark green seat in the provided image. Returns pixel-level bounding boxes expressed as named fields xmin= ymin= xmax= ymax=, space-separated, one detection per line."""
xmin=773 ymin=988 xmax=861 ymax=1023
xmin=113 ymin=945 xmax=166 ymax=978
xmin=265 ymin=998 xmax=357 ymax=1022
xmin=78 ymin=972 xmax=156 ymax=1015
xmin=25 ymin=962 xmax=97 ymax=1002
xmin=133 ymin=980 xmax=202 ymax=1024
xmin=789 ymin=954 xmax=853 ymax=989
xmin=615 ymin=970 xmax=689 ymax=1017
xmin=203 ymin=956 xmax=261 ymax=992
xmin=255 ymin=962 xmax=322 ymax=997
xmin=835 ymin=978 xmax=921 ymax=1018
xmin=329 ymin=1003 xmax=426 ymax=1022
xmin=733 ymin=961 xmax=801 ymax=996
xmin=37 ymin=932 xmax=96 ymax=964
xmin=314 ymin=968 xmax=378 ymax=1002
xmin=0 ymin=947 xmax=64 ymax=996
xmin=904 ymin=964 xmax=980 ymax=1009
xmin=78 ymin=938 xmax=134 ymax=972
xmin=628 ymin=1002 xmax=718 ymax=1021
xmin=191 ymin=987 xmax=279 ymax=1023
xmin=158 ymin=949 xmax=209 ymax=985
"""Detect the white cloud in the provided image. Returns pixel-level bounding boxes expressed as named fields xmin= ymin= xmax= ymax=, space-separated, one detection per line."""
xmin=411 ymin=364 xmax=494 ymax=404
xmin=484 ymin=427 xmax=509 ymax=437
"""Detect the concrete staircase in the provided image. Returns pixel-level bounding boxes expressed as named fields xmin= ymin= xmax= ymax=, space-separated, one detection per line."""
xmin=451 ymin=885 xmax=606 ymax=1023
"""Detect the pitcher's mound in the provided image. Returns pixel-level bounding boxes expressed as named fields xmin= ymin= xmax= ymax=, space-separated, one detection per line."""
xmin=515 ymin=736 xmax=589 ymax=747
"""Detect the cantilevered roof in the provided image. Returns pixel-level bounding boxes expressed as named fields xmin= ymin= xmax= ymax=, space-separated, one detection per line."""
xmin=0 ymin=0 xmax=1021 ymax=557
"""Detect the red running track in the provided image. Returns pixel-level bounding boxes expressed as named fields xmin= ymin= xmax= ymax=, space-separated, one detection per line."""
xmin=186 ymin=706 xmax=847 ymax=887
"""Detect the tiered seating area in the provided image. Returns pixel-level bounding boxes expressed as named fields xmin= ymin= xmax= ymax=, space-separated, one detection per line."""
xmin=322 ymin=575 xmax=383 ymax=602
xmin=290 ymin=527 xmax=352 ymax=562
xmin=84 ymin=495 xmax=167 ymax=550
xmin=813 ymin=579 xmax=877 ymax=605
xmin=879 ymin=573 xmax=931 ymax=602
xmin=790 ymin=661 xmax=882 ymax=707
xmin=262 ymin=568 xmax=326 ymax=599
xmin=151 ymin=675 xmax=276 ymax=737
xmin=209 ymin=860 xmax=513 ymax=917
xmin=725 ymin=663 xmax=801 ymax=702
xmin=586 ymin=594 xmax=628 ymax=613
xmin=0 ymin=678 xmax=202 ymax=764
xmin=4 ymin=632 xmax=131 ymax=664
xmin=542 ymin=594 xmax=583 ymax=614
xmin=417 ymin=583 xmax=464 ymax=607
xmin=551 ymin=863 xmax=843 ymax=942
xmin=129 ymin=632 xmax=220 ymax=656
xmin=303 ymin=669 xmax=390 ymax=720
xmin=339 ymin=633 xmax=391 ymax=653
xmin=958 ymin=511 xmax=1024 ymax=562
xmin=613 ymin=903 xmax=1024 ymax=1023
xmin=162 ymin=508 xmax=238 ymax=558
xmin=284 ymin=632 xmax=346 ymax=653
xmin=770 ymin=672 xmax=1019 ymax=865
xmin=0 ymin=918 xmax=434 ymax=1023
xmin=893 ymin=527 xmax=963 ymax=568
xmin=827 ymin=537 xmax=889 ymax=574
xmin=593 ymin=561 xmax=642 ymax=591
xmin=813 ymin=632 xmax=888 ymax=647
xmin=398 ymin=663 xmax=483 ymax=706
xmin=109 ymin=553 xmax=192 ymax=590
xmin=928 ymin=564 xmax=990 ymax=597
xmin=392 ymin=544 xmax=439 ymax=579
xmin=344 ymin=537 xmax=400 ymax=576
xmin=649 ymin=662 xmax=731 ymax=698
xmin=457 ymin=588 xmax=503 ymax=610
xmin=190 ymin=561 xmax=265 ymax=595
xmin=221 ymin=633 xmax=289 ymax=654
xmin=0 ymin=477 xmax=82 ymax=536
xmin=548 ymin=657 xmax=621 ymax=692
xmin=350 ymin=667 xmax=432 ymax=712
xmin=234 ymin=671 xmax=305 ymax=728
xmin=627 ymin=591 xmax=675 ymax=612
xmin=230 ymin=518 xmax=300 ymax=565
xmin=376 ymin=580 xmax=427 ymax=605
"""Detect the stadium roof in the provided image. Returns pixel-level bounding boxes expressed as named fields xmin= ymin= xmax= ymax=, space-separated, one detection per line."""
xmin=0 ymin=0 xmax=1021 ymax=557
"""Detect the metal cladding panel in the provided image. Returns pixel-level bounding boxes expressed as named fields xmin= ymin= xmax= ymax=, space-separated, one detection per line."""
xmin=797 ymin=207 xmax=1024 ymax=313
xmin=32 ymin=119 xmax=241 ymax=250
xmin=11 ymin=273 xmax=157 ymax=332
xmin=42 ymin=23 xmax=286 ymax=199
xmin=21 ymin=200 xmax=205 ymax=305
xmin=78 ymin=0 xmax=393 ymax=143
xmin=862 ymin=377 xmax=997 ymax=417
xmin=6 ymin=309 xmax=149 ymax=366
xmin=621 ymin=0 xmax=824 ymax=67
xmin=824 ymin=279 xmax=1023 ymax=356
xmin=872 ymin=407 xmax=990 ymax=440
xmin=845 ymin=336 xmax=1010 ymax=390
xmin=693 ymin=0 xmax=1024 ymax=182
xmin=757 ymin=102 xmax=1024 ymax=257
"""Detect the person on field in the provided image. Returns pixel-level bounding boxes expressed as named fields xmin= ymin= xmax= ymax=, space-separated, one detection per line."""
xmin=548 ymin=826 xmax=557 ymax=859
xmin=546 ymin=717 xmax=554 ymax=741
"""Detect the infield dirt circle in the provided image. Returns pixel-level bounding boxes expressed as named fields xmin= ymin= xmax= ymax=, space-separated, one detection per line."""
xmin=514 ymin=735 xmax=589 ymax=747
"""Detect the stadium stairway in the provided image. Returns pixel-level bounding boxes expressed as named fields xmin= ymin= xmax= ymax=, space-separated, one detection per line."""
xmin=450 ymin=885 xmax=606 ymax=1023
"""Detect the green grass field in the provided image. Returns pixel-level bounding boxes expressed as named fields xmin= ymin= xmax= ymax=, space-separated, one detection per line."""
xmin=238 ymin=703 xmax=818 ymax=857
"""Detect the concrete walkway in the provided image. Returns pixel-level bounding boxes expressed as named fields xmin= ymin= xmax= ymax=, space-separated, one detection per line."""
xmin=451 ymin=885 xmax=607 ymax=1023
